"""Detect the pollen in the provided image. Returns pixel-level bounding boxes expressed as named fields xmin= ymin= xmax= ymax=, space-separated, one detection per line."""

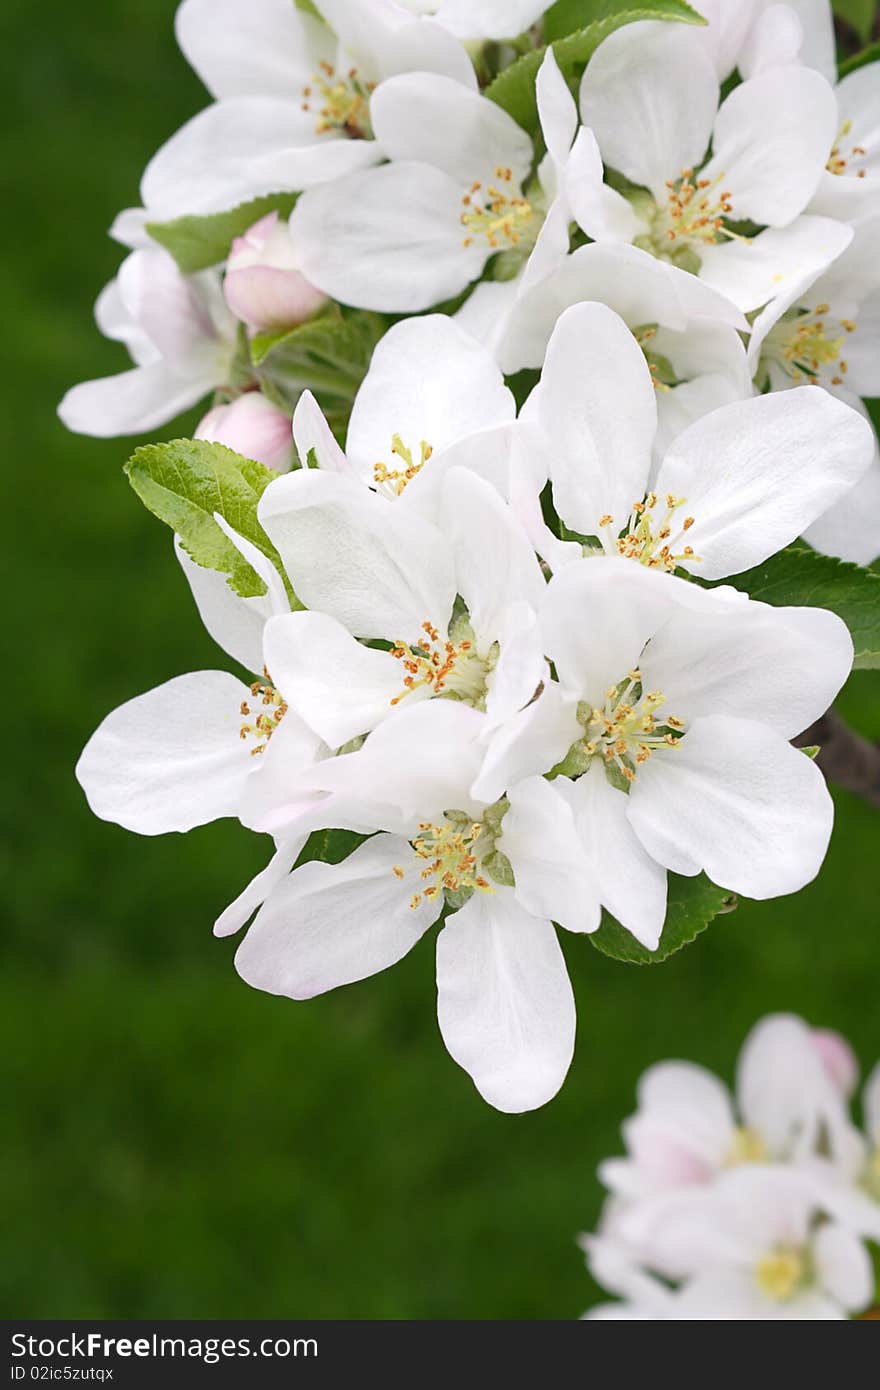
xmin=389 ymin=621 xmax=475 ymax=705
xmin=762 ymin=304 xmax=855 ymax=386
xmin=654 ymin=168 xmax=736 ymax=249
xmin=239 ymin=667 xmax=288 ymax=756
xmin=598 ymin=494 xmax=702 ymax=572
xmin=301 ymin=64 xmax=374 ymax=140
xmin=827 ymin=118 xmax=870 ymax=177
xmin=405 ymin=818 xmax=495 ymax=907
xmin=577 ymin=673 xmax=687 ymax=784
xmin=755 ymin=1248 xmax=807 ymax=1303
xmin=373 ymin=434 xmax=433 ymax=498
xmin=460 ymin=165 xmax=533 ymax=250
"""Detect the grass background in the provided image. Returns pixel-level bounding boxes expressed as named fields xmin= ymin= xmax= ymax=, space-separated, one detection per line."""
xmin=2 ymin=0 xmax=879 ymax=1318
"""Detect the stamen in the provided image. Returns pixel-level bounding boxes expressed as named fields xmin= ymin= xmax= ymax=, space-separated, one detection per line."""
xmin=239 ymin=667 xmax=288 ymax=756
xmin=755 ymin=1248 xmax=807 ymax=1302
xmin=373 ymin=434 xmax=433 ymax=498
xmin=826 ymin=118 xmax=870 ymax=177
xmin=301 ymin=65 xmax=374 ymax=140
xmin=602 ymin=493 xmax=702 ymax=572
xmin=762 ymin=304 xmax=855 ymax=386
xmin=574 ymin=673 xmax=687 ymax=784
xmin=389 ymin=621 xmax=475 ymax=705
xmin=461 ymin=165 xmax=533 ymax=251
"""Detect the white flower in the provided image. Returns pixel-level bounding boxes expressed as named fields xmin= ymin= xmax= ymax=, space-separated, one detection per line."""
xmin=482 ymin=240 xmax=752 ymax=458
xmin=527 ymin=302 xmax=874 ymax=578
xmin=129 ymin=0 xmax=474 ymax=224
xmin=249 ymin=464 xmax=548 ymax=755
xmin=289 ymin=68 xmax=538 ymax=311
xmin=57 ymin=248 xmax=236 ymax=438
xmin=223 ymin=211 xmax=327 ymax=332
xmin=599 ymin=1014 xmax=863 ymax=1205
xmin=233 ymin=698 xmax=579 ymax=1113
xmin=493 ymin=560 xmax=851 ymax=949
xmin=395 ymin=0 xmax=547 ymax=42
xmin=634 ymin=1166 xmax=875 ymax=1318
xmin=749 ymin=212 xmax=880 ymax=563
xmin=196 ymin=392 xmax=294 ymax=473
xmin=574 ymin=21 xmax=839 ymax=311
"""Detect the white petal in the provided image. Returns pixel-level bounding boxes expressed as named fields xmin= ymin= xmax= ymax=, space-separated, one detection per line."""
xmin=175 ymin=0 xmax=324 ymax=100
xmin=628 ymin=714 xmax=834 ymax=897
xmin=635 ymin=1058 xmax=737 ymax=1167
xmin=537 ymin=302 xmax=656 ymax=535
xmin=558 ymin=764 xmax=668 ymax=951
xmin=371 ymin=72 xmax=532 ymax=184
xmin=76 ymin=671 xmax=254 ymax=834
xmin=737 ymin=1013 xmax=855 ymax=1160
xmin=693 ymin=0 xmax=762 ymax=79
xmin=290 ymin=161 xmax=485 ymax=312
xmin=213 ymin=836 xmax=307 ymax=938
xmin=262 ymin=610 xmax=403 ymax=746
xmin=436 ymin=892 xmax=576 ymax=1112
xmin=781 ymin=0 xmax=837 ymax=83
xmin=483 ymin=602 xmax=546 ymax=735
xmin=657 ymin=387 xmax=874 ymax=579
xmin=441 ymin=467 xmax=545 ymax=645
xmin=258 ymin=469 xmax=455 ymax=643
xmin=473 ymin=678 xmax=581 ymax=804
xmin=536 ymin=46 xmax=577 ymax=168
xmin=580 ymin=23 xmax=719 ymax=202
xmin=175 ymin=537 xmax=272 ymax=673
xmin=431 ymin=0 xmax=546 ymax=42
xmin=291 ymin=390 xmax=349 ymax=473
xmin=317 ymin=0 xmax=477 ymax=86
xmin=58 ymin=360 xmax=216 ymax=437
xmin=814 ymin=1223 xmax=873 ymax=1313
xmin=641 ymin=600 xmax=853 ymax=739
xmin=864 ymin=1061 xmax=880 ymax=1144
xmin=142 ymin=97 xmax=381 ymax=219
xmin=738 ymin=2 xmax=805 ymax=79
xmin=501 ymin=777 xmax=600 ymax=934
xmin=564 ymin=127 xmax=642 ymax=246
xmin=346 ymin=315 xmax=513 ymax=481
xmin=699 ymin=214 xmax=852 ymax=314
xmin=803 ymin=431 xmax=880 ymax=566
xmin=235 ymin=834 xmax=442 ymax=998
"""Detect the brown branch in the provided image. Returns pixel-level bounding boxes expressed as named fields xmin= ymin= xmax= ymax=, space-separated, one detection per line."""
xmin=795 ymin=711 xmax=880 ymax=810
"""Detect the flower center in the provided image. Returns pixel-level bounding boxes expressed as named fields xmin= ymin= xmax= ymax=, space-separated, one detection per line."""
xmin=725 ymin=1126 xmax=767 ymax=1167
xmin=373 ymin=434 xmax=433 ymax=498
xmin=632 ymin=324 xmax=677 ymax=392
xmin=461 ymin=166 xmax=534 ymax=251
xmin=754 ymin=1247 xmax=808 ymax=1303
xmin=552 ymin=671 xmax=687 ymax=786
xmin=635 ymin=168 xmax=740 ymax=270
xmin=761 ymin=303 xmax=856 ymax=388
xmin=394 ymin=803 xmax=511 ymax=911
xmin=390 ymin=617 xmax=496 ymax=710
xmin=301 ymin=64 xmax=374 ymax=139
xmin=597 ymin=493 xmax=701 ymax=572
xmin=827 ymin=119 xmax=868 ymax=178
xmin=239 ymin=670 xmax=288 ymax=756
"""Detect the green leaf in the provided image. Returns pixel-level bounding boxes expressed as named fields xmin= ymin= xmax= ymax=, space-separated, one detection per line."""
xmin=295 ymin=829 xmax=368 ymax=868
xmin=720 ymin=546 xmax=880 ymax=671
xmin=124 ymin=438 xmax=297 ymax=603
xmin=488 ymin=1 xmax=705 ymax=129
xmin=146 ymin=193 xmax=299 ymax=273
xmin=254 ymin=308 xmax=387 ymax=443
xmin=295 ymin=0 xmax=322 ymax=16
xmin=590 ymin=873 xmax=736 ymax=965
xmin=839 ymin=39 xmax=880 ymax=77
xmin=833 ymin=0 xmax=876 ymax=43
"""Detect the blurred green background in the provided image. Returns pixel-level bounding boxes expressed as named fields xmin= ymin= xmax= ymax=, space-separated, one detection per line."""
xmin=2 ymin=0 xmax=879 ymax=1319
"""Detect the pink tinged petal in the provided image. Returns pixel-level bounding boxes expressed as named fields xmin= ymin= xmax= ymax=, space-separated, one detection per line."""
xmin=235 ymin=834 xmax=442 ymax=1000
xmin=76 ymin=671 xmax=256 ymax=835
xmin=291 ymin=391 xmax=350 ymax=473
xmin=197 ymin=393 xmax=293 ymax=472
xmin=346 ymin=315 xmax=514 ymax=482
xmin=175 ymin=0 xmax=328 ymax=100
xmin=224 ymin=266 xmax=326 ymax=333
xmin=558 ymin=764 xmax=667 ymax=951
xmin=536 ymin=47 xmax=577 ymax=169
xmin=258 ymin=469 xmax=456 ymax=644
xmin=812 ymin=1028 xmax=860 ymax=1099
xmin=290 ymin=161 xmax=487 ymax=312
xmin=473 ymin=679 xmax=581 ymax=805
xmin=370 ymin=72 xmax=533 ymax=185
xmin=117 ymin=248 xmax=220 ymax=362
xmin=736 ymin=1013 xmax=856 ymax=1161
xmin=441 ymin=467 xmax=545 ymax=646
xmin=639 ymin=601 xmax=853 ymax=740
xmin=702 ymin=67 xmax=837 ymax=226
xmin=110 ymin=207 xmax=151 ymax=249
xmin=93 ymin=277 xmax=155 ymax=364
xmin=141 ymin=98 xmax=381 ymax=221
xmin=436 ymin=892 xmax=576 ymax=1112
xmin=58 ymin=360 xmax=217 ymax=438
xmin=627 ymin=713 xmax=834 ymax=898
xmin=262 ymin=610 xmax=403 ymax=747
xmin=580 ymin=23 xmax=720 ymax=203
xmin=633 ymin=1058 xmax=736 ymax=1168
xmin=537 ymin=302 xmax=657 ymax=536
xmin=500 ymin=777 xmax=600 ymax=935
xmin=213 ymin=836 xmax=307 ymax=938
xmin=174 ymin=537 xmax=273 ymax=674
xmin=656 ymin=387 xmax=875 ymax=580
xmin=698 ymin=213 xmax=852 ymax=314
xmin=814 ymin=1224 xmax=873 ymax=1313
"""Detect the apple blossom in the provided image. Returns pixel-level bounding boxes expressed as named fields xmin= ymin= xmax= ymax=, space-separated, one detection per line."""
xmin=394 ymin=0 xmax=547 ymax=43
xmin=124 ymin=0 xmax=474 ymax=226
xmin=223 ymin=212 xmax=327 ymax=332
xmin=58 ymin=247 xmax=236 ymax=437
xmin=526 ymin=302 xmax=874 ymax=579
xmin=196 ymin=392 xmax=294 ymax=473
xmin=575 ymin=21 xmax=839 ymax=311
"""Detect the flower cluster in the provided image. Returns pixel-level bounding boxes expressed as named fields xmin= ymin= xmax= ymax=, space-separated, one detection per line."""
xmin=65 ymin=2 xmax=880 ymax=1112
xmin=580 ymin=1014 xmax=880 ymax=1319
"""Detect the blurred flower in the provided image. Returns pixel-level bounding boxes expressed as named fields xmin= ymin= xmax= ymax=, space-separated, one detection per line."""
xmin=223 ymin=212 xmax=327 ymax=333
xmin=197 ymin=391 xmax=294 ymax=472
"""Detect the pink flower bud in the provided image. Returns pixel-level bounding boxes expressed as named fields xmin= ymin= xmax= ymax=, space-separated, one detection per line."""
xmin=223 ymin=212 xmax=327 ymax=332
xmin=811 ymin=1028 xmax=859 ymax=1099
xmin=197 ymin=393 xmax=293 ymax=472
